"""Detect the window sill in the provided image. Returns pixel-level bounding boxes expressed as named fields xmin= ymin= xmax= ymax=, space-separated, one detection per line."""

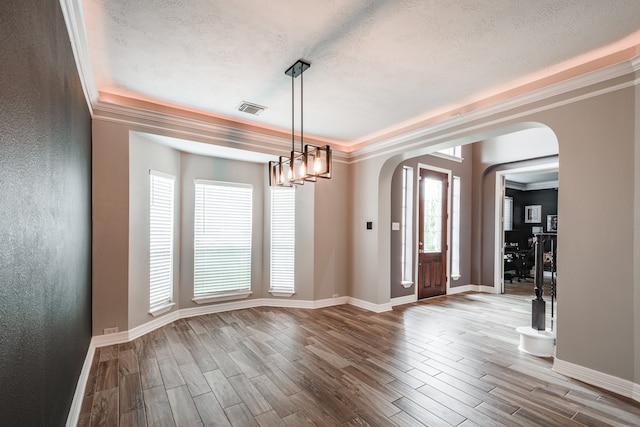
xmin=269 ymin=290 xmax=295 ymax=297
xmin=452 ymin=275 xmax=461 ymax=281
xmin=401 ymin=281 xmax=414 ymax=288
xmin=149 ymin=302 xmax=176 ymax=317
xmin=193 ymin=290 xmax=252 ymax=305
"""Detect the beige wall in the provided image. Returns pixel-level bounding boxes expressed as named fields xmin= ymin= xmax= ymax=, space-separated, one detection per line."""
xmin=634 ymin=80 xmax=640 ymax=386
xmin=129 ymin=133 xmax=181 ymax=329
xmin=178 ymin=152 xmax=267 ymax=308
xmin=351 ymin=74 xmax=638 ymax=383
xmin=92 ymin=120 xmax=130 ymax=335
xmin=93 ymin=119 xmax=352 ymax=334
xmin=470 ymin=127 xmax=559 ymax=286
xmin=92 ymin=65 xmax=639 ymax=387
xmin=546 ymin=88 xmax=635 ymax=381
xmin=389 ymin=146 xmax=474 ymax=299
xmin=350 ymin=156 xmax=388 ymax=303
xmin=313 ymin=162 xmax=351 ymax=300
xmin=475 ymin=157 xmax=559 ymax=287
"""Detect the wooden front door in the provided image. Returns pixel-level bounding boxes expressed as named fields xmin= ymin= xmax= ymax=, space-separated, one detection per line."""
xmin=418 ymin=169 xmax=448 ymax=299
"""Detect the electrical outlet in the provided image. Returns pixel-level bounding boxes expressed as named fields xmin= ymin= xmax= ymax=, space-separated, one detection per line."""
xmin=103 ymin=327 xmax=119 ymax=335
xmin=332 ymin=294 xmax=339 ymax=298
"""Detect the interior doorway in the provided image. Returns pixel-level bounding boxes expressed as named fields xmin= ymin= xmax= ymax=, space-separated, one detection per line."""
xmin=418 ymin=166 xmax=450 ymax=299
xmin=495 ymin=163 xmax=559 ymax=294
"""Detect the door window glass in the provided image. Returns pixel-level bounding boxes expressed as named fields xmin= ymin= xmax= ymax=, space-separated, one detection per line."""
xmin=423 ymin=177 xmax=443 ymax=252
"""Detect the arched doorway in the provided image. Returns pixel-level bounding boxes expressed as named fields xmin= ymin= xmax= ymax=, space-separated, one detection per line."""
xmin=386 ymin=125 xmax=559 ymax=305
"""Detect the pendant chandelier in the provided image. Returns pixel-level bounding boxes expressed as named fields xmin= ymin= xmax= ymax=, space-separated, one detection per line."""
xmin=269 ymin=59 xmax=332 ymax=186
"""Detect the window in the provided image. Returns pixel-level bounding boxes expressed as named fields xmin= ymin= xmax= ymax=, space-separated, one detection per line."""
xmin=504 ymin=196 xmax=513 ymax=231
xmin=194 ymin=180 xmax=252 ymax=299
xmin=401 ymin=167 xmax=414 ymax=286
xmin=437 ymin=146 xmax=462 ymax=158
xmin=149 ymin=171 xmax=175 ymax=313
xmin=270 ymin=187 xmax=295 ymax=294
xmin=423 ymin=177 xmax=444 ymax=252
xmin=451 ymin=176 xmax=461 ymax=279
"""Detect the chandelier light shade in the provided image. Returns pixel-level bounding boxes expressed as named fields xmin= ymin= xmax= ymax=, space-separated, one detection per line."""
xmin=269 ymin=59 xmax=332 ymax=187
xmin=305 ymin=144 xmax=331 ymax=179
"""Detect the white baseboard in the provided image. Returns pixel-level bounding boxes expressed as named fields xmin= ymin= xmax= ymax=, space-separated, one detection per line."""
xmin=553 ymin=358 xmax=640 ymax=403
xmin=129 ymin=311 xmax=182 ymax=342
xmin=91 ymin=329 xmax=130 ymax=348
xmin=347 ymin=297 xmax=392 ymax=313
xmin=391 ymin=286 xmax=495 ymax=304
xmin=90 ymin=286 xmax=496 ymax=350
xmin=448 ymin=284 xmax=497 ymax=294
xmin=65 ymin=340 xmax=96 ymax=427
xmin=390 ymin=294 xmax=417 ymax=307
xmin=94 ymin=296 xmax=352 ymax=349
xmin=178 ymin=298 xmax=263 ymax=321
xmin=70 ymin=287 xmax=509 ymax=424
xmin=313 ymin=296 xmax=350 ymax=308
xmin=67 ymin=295 xmax=350 ymax=424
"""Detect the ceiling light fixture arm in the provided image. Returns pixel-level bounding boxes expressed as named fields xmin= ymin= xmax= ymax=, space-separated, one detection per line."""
xmin=269 ymin=59 xmax=332 ymax=187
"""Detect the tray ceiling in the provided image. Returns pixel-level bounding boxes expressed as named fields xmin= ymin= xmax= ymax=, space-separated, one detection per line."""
xmin=80 ymin=0 xmax=640 ymax=148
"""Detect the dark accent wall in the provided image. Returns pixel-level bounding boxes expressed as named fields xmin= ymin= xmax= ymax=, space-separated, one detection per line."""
xmin=0 ymin=1 xmax=92 ymax=425
xmin=505 ymin=187 xmax=558 ymax=250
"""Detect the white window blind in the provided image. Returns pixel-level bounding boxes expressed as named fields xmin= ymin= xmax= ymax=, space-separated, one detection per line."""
xmin=504 ymin=196 xmax=513 ymax=231
xmin=149 ymin=171 xmax=175 ymax=310
xmin=270 ymin=187 xmax=295 ymax=293
xmin=194 ymin=180 xmax=252 ymax=297
xmin=451 ymin=176 xmax=461 ymax=279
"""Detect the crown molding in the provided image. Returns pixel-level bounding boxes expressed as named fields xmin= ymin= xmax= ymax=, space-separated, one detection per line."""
xmin=94 ymin=100 xmax=351 ymax=163
xmin=60 ymin=0 xmax=351 ymax=161
xmin=350 ymin=57 xmax=639 ymax=162
xmin=59 ymin=0 xmax=98 ymax=116
xmin=93 ymin=57 xmax=636 ymax=165
xmin=632 ymin=56 xmax=640 ymax=86
xmin=95 ymin=100 xmax=290 ymax=152
xmin=505 ymin=181 xmax=527 ymax=191
xmin=62 ymin=0 xmax=638 ymax=164
xmin=506 ymin=180 xmax=559 ymax=191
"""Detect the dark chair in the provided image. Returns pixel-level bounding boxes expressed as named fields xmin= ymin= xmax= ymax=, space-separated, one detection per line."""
xmin=517 ymin=247 xmax=535 ymax=280
xmin=504 ymin=249 xmax=519 ymax=283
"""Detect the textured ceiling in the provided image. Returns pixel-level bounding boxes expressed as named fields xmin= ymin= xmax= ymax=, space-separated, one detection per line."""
xmin=81 ymin=0 xmax=640 ymax=147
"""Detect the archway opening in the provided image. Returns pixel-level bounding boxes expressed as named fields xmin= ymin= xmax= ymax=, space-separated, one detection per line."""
xmin=385 ymin=124 xmax=559 ymax=306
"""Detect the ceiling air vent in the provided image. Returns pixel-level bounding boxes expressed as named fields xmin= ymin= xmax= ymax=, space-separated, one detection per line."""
xmin=237 ymin=101 xmax=266 ymax=116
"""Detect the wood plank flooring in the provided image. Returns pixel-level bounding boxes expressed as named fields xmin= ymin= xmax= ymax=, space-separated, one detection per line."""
xmin=78 ymin=288 xmax=640 ymax=426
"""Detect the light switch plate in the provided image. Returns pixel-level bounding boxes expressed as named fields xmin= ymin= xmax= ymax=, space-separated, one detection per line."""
xmin=391 ymin=222 xmax=400 ymax=231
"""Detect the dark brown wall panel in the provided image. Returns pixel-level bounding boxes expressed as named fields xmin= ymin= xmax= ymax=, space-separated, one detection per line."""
xmin=0 ymin=1 xmax=92 ymax=425
xmin=506 ymin=187 xmax=558 ymax=250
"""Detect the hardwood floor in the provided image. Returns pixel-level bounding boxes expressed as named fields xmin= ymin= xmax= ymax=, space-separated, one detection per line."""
xmin=78 ymin=290 xmax=640 ymax=426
